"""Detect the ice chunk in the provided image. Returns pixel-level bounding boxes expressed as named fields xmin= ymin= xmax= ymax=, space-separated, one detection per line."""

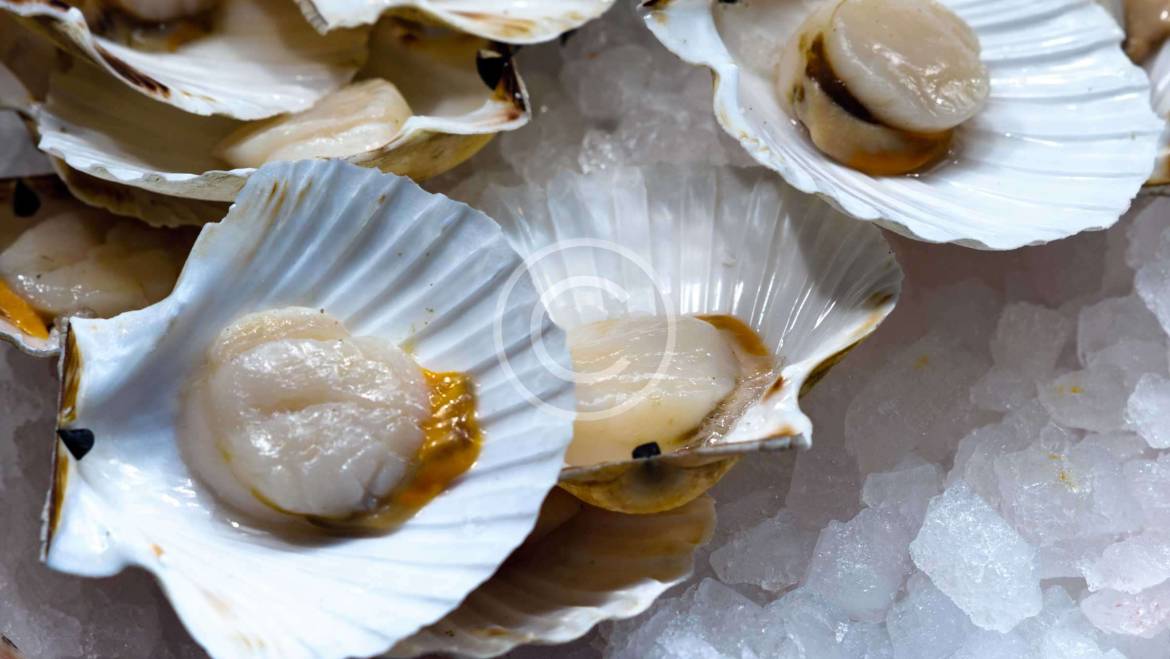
xmin=764 ymin=589 xmax=854 ymax=659
xmin=803 ymin=507 xmax=913 ymax=621
xmin=1077 ymin=295 xmax=1164 ymax=364
xmin=1126 ymin=373 xmax=1170 ymax=448
xmin=1135 ymin=228 xmax=1170 ymax=336
xmin=909 ymin=481 xmax=1042 ymax=632
xmin=1124 ymin=454 xmax=1170 ymax=529
xmin=1086 ymin=339 xmax=1169 ymax=389
xmin=886 ymin=572 xmax=977 ymax=659
xmin=1082 ymin=531 xmax=1170 ymax=594
xmin=845 ymin=334 xmax=990 ymax=473
xmin=860 ymin=458 xmax=942 ymax=528
xmin=993 ymin=424 xmax=1090 ymax=544
xmin=990 ymin=302 xmax=1072 ymax=379
xmin=604 ymin=579 xmax=773 ymax=659
xmin=949 ymin=401 xmax=1048 ymax=504
xmin=785 ymin=418 xmax=862 ymax=529
xmin=969 ymin=366 xmax=1035 ymax=412
xmin=1081 ymin=580 xmax=1170 ymax=639
xmin=951 ymin=630 xmax=1030 ymax=659
xmin=709 ymin=509 xmax=816 ymax=592
xmin=1039 ymin=366 xmax=1129 ymax=433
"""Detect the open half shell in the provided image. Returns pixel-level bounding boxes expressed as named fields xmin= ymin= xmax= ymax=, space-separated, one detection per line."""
xmin=474 ymin=164 xmax=901 ymax=514
xmin=47 ymin=160 xmax=574 ymax=658
xmin=11 ymin=19 xmax=527 ymax=222
xmin=295 ymin=0 xmax=616 ymax=43
xmin=640 ymin=0 xmax=1162 ymax=249
xmin=392 ymin=490 xmax=715 ymax=658
xmin=0 ymin=0 xmax=368 ymax=120
xmin=0 ymin=175 xmax=194 ymax=356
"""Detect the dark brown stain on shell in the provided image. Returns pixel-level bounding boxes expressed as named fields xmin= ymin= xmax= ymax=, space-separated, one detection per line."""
xmin=95 ymin=46 xmax=170 ymax=96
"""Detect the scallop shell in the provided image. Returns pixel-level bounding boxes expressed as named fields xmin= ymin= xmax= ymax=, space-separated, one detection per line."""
xmin=475 ymin=164 xmax=901 ymax=514
xmin=11 ymin=20 xmax=528 ymax=223
xmin=47 ymin=160 xmax=574 ymax=659
xmin=295 ymin=0 xmax=616 ymax=43
xmin=640 ymin=0 xmax=1162 ymax=249
xmin=392 ymin=490 xmax=716 ymax=658
xmin=0 ymin=0 xmax=368 ymax=120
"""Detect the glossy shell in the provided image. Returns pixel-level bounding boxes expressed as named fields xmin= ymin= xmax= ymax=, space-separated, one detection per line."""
xmin=295 ymin=0 xmax=616 ymax=42
xmin=0 ymin=0 xmax=367 ymax=120
xmin=46 ymin=160 xmax=574 ymax=659
xmin=476 ymin=164 xmax=902 ymax=514
xmin=11 ymin=20 xmax=528 ymax=224
xmin=392 ymin=490 xmax=716 ymax=658
xmin=640 ymin=0 xmax=1162 ymax=249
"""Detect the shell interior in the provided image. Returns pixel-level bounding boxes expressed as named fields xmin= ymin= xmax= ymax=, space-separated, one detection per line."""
xmin=46 ymin=160 xmax=574 ymax=659
xmin=294 ymin=0 xmax=617 ymax=43
xmin=476 ymin=164 xmax=902 ymax=514
xmin=640 ymin=0 xmax=1162 ymax=249
xmin=0 ymin=0 xmax=369 ymax=120
xmin=20 ymin=19 xmax=529 ymax=217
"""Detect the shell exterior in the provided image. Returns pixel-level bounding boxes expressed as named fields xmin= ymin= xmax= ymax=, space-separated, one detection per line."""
xmin=640 ymin=0 xmax=1163 ymax=249
xmin=295 ymin=0 xmax=616 ymax=42
xmin=46 ymin=160 xmax=574 ymax=659
xmin=50 ymin=158 xmax=231 ymax=227
xmin=16 ymin=21 xmax=528 ymax=220
xmin=0 ymin=0 xmax=368 ymax=120
xmin=476 ymin=165 xmax=902 ymax=514
xmin=392 ymin=490 xmax=716 ymax=658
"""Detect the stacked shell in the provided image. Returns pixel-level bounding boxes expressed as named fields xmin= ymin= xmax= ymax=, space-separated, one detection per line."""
xmin=0 ymin=0 xmax=624 ymax=226
xmin=0 ymin=0 xmax=606 ymax=351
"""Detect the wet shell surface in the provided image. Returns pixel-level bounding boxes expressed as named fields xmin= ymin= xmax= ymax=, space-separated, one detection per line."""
xmin=294 ymin=0 xmax=616 ymax=43
xmin=47 ymin=160 xmax=574 ymax=659
xmin=475 ymin=164 xmax=902 ymax=514
xmin=640 ymin=0 xmax=1163 ymax=249
xmin=0 ymin=0 xmax=368 ymax=120
xmin=10 ymin=20 xmax=528 ymax=221
xmin=392 ymin=490 xmax=716 ymax=658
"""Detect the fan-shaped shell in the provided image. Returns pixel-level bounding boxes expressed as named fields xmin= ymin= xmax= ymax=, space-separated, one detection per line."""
xmin=392 ymin=490 xmax=716 ymax=658
xmin=295 ymin=0 xmax=616 ymax=43
xmin=640 ymin=0 xmax=1162 ymax=249
xmin=0 ymin=0 xmax=368 ymax=120
xmin=47 ymin=160 xmax=574 ymax=659
xmin=10 ymin=20 xmax=528 ymax=224
xmin=475 ymin=164 xmax=901 ymax=514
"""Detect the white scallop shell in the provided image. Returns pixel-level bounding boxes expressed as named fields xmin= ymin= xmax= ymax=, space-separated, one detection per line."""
xmin=640 ymin=0 xmax=1163 ymax=249
xmin=473 ymin=164 xmax=901 ymax=511
xmin=392 ymin=491 xmax=716 ymax=658
xmin=295 ymin=0 xmax=616 ymax=42
xmin=10 ymin=21 xmax=528 ymax=222
xmin=0 ymin=0 xmax=368 ymax=120
xmin=46 ymin=160 xmax=574 ymax=659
